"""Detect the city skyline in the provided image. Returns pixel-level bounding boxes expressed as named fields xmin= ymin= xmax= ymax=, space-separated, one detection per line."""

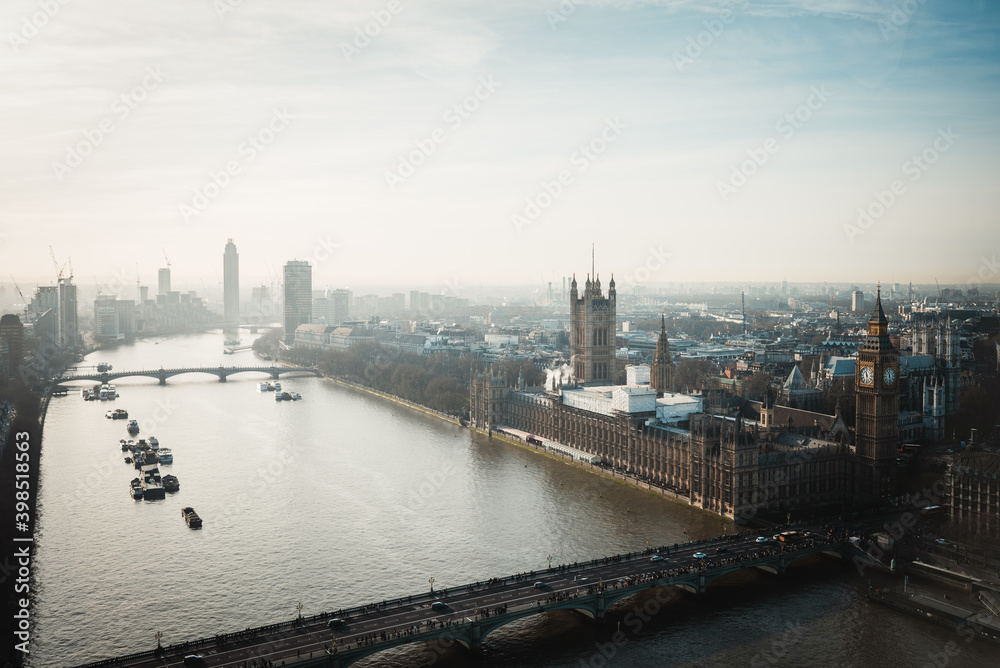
xmin=1 ymin=1 xmax=998 ymax=287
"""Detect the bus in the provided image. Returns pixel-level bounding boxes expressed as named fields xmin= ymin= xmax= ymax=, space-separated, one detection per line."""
xmin=778 ymin=531 xmax=805 ymax=543
xmin=900 ymin=444 xmax=922 ymax=453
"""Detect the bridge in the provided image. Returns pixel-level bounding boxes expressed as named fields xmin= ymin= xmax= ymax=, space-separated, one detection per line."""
xmin=75 ymin=529 xmax=855 ymax=668
xmin=57 ymin=366 xmax=322 ymax=386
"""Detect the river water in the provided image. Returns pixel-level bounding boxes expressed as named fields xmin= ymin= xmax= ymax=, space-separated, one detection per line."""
xmin=31 ymin=333 xmax=999 ymax=667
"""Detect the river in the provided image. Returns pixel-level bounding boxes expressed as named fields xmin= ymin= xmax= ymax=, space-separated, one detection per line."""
xmin=30 ymin=332 xmax=999 ymax=667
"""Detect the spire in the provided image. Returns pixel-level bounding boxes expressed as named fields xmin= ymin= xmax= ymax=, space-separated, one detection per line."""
xmin=870 ymin=283 xmax=887 ymax=325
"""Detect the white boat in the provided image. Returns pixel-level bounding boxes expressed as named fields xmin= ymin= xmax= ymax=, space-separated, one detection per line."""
xmin=148 ymin=436 xmax=159 ymax=450
xmin=257 ymin=382 xmax=269 ymax=392
xmin=156 ymin=448 xmax=172 ymax=464
xmin=273 ymin=382 xmax=282 ymax=392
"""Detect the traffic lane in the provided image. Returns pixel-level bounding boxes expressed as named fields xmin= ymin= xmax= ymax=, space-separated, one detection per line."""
xmin=154 ymin=543 xmax=837 ymax=667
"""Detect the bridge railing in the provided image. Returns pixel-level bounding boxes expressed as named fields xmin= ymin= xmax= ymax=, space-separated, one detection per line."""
xmin=74 ymin=537 xmax=845 ymax=667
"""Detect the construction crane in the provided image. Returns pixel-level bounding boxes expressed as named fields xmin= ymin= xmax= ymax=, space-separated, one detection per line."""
xmin=136 ymin=262 xmax=141 ymax=302
xmin=9 ymin=274 xmax=27 ymax=314
xmin=49 ymin=245 xmax=68 ymax=281
xmin=162 ymin=248 xmax=171 ymax=269
xmin=935 ymin=277 xmax=942 ymax=303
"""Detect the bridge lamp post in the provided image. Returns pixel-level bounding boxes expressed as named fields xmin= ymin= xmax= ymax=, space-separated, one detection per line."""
xmin=155 ymin=631 xmax=162 ymax=653
xmin=429 ymin=577 xmax=435 ymax=594
xmin=547 ymin=554 xmax=552 ymax=570
xmin=296 ymin=601 xmax=303 ymax=620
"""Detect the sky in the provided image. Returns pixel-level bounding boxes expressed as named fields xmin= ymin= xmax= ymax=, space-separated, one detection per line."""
xmin=1 ymin=0 xmax=998 ymax=297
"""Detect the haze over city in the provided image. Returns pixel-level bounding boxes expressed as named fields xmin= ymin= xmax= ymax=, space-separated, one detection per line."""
xmin=2 ymin=0 xmax=998 ymax=288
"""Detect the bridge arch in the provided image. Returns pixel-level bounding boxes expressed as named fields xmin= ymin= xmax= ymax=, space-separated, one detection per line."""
xmin=331 ymin=628 xmax=475 ymax=668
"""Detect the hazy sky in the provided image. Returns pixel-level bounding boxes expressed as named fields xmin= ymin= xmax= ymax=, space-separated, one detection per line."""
xmin=1 ymin=0 xmax=998 ymax=296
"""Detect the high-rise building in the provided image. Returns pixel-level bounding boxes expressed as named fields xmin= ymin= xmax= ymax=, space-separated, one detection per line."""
xmin=158 ymin=268 xmax=171 ymax=296
xmin=852 ymin=290 xmax=865 ymax=313
xmin=224 ymin=239 xmax=240 ymax=324
xmin=93 ymin=296 xmax=136 ymax=343
xmin=0 ymin=313 xmax=24 ymax=381
xmin=283 ymin=261 xmax=312 ymax=343
xmin=569 ymin=272 xmax=616 ymax=384
xmin=329 ymin=289 xmax=350 ymax=323
xmin=855 ymin=286 xmax=899 ymax=503
xmin=58 ymin=277 xmax=78 ymax=350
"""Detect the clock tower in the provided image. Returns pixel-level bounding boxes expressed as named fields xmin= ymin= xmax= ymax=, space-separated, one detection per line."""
xmin=855 ymin=285 xmax=899 ymax=504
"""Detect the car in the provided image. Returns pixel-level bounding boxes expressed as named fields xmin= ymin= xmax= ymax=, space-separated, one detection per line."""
xmin=935 ymin=538 xmax=947 ymax=545
xmin=755 ymin=536 xmax=769 ymax=543
xmin=534 ymin=581 xmax=547 ymax=589
xmin=715 ymin=547 xmax=729 ymax=553
xmin=431 ymin=601 xmax=447 ymax=611
xmin=183 ymin=657 xmax=206 ymax=666
xmin=693 ymin=552 xmax=707 ymax=559
xmin=328 ymin=618 xmax=346 ymax=628
xmin=651 ymin=555 xmax=664 ymax=562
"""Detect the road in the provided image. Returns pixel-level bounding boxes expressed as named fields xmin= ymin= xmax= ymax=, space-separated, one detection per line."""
xmin=78 ymin=527 xmax=847 ymax=668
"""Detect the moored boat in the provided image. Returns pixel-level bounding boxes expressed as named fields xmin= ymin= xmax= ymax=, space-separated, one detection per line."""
xmin=127 ymin=420 xmax=139 ymax=435
xmin=156 ymin=448 xmax=172 ymax=464
xmin=148 ymin=436 xmax=159 ymax=450
xmin=130 ymin=478 xmax=143 ymax=499
xmin=162 ymin=474 xmax=179 ymax=492
xmin=181 ymin=507 xmax=202 ymax=528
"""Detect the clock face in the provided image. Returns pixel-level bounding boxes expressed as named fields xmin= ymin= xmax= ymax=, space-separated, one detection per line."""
xmin=860 ymin=366 xmax=874 ymax=385
xmin=883 ymin=367 xmax=896 ymax=386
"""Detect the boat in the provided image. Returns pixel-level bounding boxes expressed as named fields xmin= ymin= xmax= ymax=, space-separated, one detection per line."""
xmin=140 ymin=465 xmax=165 ymax=500
xmin=273 ymin=382 xmax=282 ymax=392
xmin=257 ymin=382 xmax=269 ymax=392
xmin=182 ymin=507 xmax=202 ymax=528
xmin=148 ymin=436 xmax=159 ymax=450
xmin=99 ymin=388 xmax=109 ymax=401
xmin=127 ymin=420 xmax=139 ymax=435
xmin=156 ymin=448 xmax=172 ymax=464
xmin=291 ymin=393 xmax=302 ymax=401
xmin=97 ymin=363 xmax=112 ymax=372
xmin=130 ymin=478 xmax=143 ymax=499
xmin=162 ymin=474 xmax=179 ymax=492
xmin=107 ymin=384 xmax=117 ymax=399
xmin=81 ymin=389 xmax=90 ymax=399
xmin=105 ymin=410 xmax=115 ymax=419
xmin=124 ymin=456 xmax=132 ymax=464
xmin=275 ymin=392 xmax=293 ymax=401
xmin=224 ymin=338 xmax=240 ymax=345
xmin=120 ymin=439 xmax=129 ymax=451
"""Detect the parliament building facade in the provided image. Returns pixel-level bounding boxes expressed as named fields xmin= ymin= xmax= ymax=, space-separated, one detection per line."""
xmin=471 ymin=272 xmax=900 ymax=522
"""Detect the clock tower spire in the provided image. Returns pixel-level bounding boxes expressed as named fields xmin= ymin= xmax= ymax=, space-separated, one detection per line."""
xmin=855 ymin=284 xmax=899 ymax=504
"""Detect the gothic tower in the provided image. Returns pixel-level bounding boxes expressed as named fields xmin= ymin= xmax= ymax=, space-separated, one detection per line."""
xmin=855 ymin=286 xmax=899 ymax=503
xmin=650 ymin=315 xmax=674 ymax=394
xmin=569 ymin=271 xmax=616 ymax=384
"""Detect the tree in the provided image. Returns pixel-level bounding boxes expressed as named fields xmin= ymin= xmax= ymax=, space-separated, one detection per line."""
xmin=673 ymin=359 xmax=718 ymax=392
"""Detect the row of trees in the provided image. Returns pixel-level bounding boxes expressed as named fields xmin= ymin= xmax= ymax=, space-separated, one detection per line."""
xmin=313 ymin=343 xmax=529 ymax=413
